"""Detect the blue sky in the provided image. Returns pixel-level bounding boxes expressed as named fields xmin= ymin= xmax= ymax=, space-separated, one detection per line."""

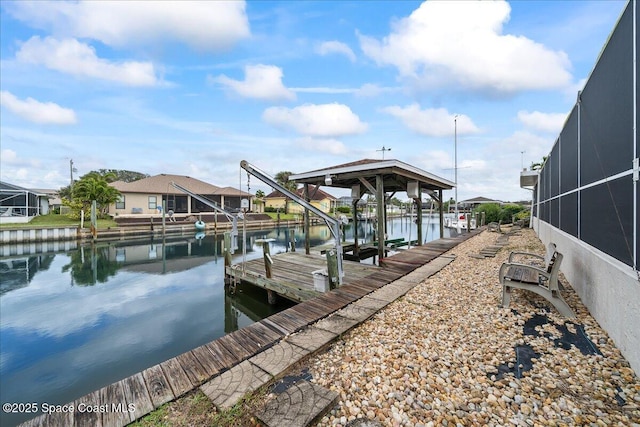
xmin=0 ymin=0 xmax=628 ymax=202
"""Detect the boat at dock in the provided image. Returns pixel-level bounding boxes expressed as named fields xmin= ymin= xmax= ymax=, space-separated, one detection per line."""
xmin=444 ymin=213 xmax=477 ymax=231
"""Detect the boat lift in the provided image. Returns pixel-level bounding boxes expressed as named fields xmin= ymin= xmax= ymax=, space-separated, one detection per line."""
xmin=240 ymin=160 xmax=344 ymax=285
xmin=170 ymin=181 xmax=239 ymax=251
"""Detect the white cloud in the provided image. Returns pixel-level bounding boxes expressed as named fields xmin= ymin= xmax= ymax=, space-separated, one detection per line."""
xmin=501 ymin=130 xmax=554 ymax=164
xmin=212 ymin=64 xmax=296 ymax=101
xmin=517 ymin=110 xmax=567 ymax=133
xmin=263 ymin=103 xmax=368 ymax=137
xmin=381 ymin=104 xmax=479 ymax=137
xmin=6 ymin=1 xmax=250 ymax=52
xmin=1 ymin=149 xmax=18 ymax=163
xmin=316 ymin=41 xmax=356 ymax=62
xmin=289 ymin=83 xmax=399 ymax=97
xmin=354 ymin=83 xmax=399 ymax=98
xmin=16 ymin=36 xmax=160 ymax=86
xmin=416 ymin=149 xmax=454 ymax=174
xmin=359 ymin=0 xmax=572 ymax=93
xmin=295 ymin=136 xmax=348 ymax=155
xmin=0 ymin=90 xmax=77 ymax=124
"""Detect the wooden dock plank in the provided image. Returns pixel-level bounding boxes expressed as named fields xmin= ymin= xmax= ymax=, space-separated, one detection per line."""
xmin=190 ymin=345 xmax=223 ymax=378
xmin=121 ymin=373 xmax=154 ymax=422
xmin=73 ymin=389 xmax=102 ymax=427
xmin=160 ymin=357 xmax=194 ymax=397
xmin=216 ymin=334 xmax=253 ymax=361
xmin=44 ymin=406 xmax=73 ymax=427
xmin=204 ymin=340 xmax=239 ymax=371
xmin=100 ymin=381 xmax=130 ymax=427
xmin=141 ymin=364 xmax=175 ymax=408
xmin=332 ymin=284 xmax=370 ymax=300
xmin=226 ymin=267 xmax=318 ymax=302
xmin=263 ymin=310 xmax=311 ymax=334
xmin=175 ymin=351 xmax=210 ymax=386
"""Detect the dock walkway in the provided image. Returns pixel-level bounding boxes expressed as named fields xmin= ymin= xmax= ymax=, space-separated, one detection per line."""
xmin=18 ymin=228 xmax=482 ymax=427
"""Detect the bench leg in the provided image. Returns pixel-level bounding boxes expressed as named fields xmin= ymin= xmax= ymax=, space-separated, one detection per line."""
xmin=502 ymin=283 xmax=576 ymax=318
xmin=502 ymin=285 xmax=512 ymax=308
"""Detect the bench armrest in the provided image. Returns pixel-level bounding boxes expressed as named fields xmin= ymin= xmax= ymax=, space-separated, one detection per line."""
xmin=508 ymin=251 xmax=544 ymax=263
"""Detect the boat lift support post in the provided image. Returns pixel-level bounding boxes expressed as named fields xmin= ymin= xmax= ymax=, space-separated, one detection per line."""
xmin=169 ymin=181 xmax=239 ymax=250
xmin=240 ymin=160 xmax=344 ymax=286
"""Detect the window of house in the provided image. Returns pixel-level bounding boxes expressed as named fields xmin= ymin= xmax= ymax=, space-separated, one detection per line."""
xmin=148 ymin=196 xmax=157 ymax=209
xmin=116 ymin=195 xmax=125 ymax=209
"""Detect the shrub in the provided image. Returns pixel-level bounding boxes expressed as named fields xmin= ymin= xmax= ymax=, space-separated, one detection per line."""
xmin=336 ymin=206 xmax=351 ymax=214
xmin=499 ymin=204 xmax=525 ymax=223
xmin=475 ymin=203 xmax=502 ymax=223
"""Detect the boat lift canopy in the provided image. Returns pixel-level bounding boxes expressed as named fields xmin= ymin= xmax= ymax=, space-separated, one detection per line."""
xmin=289 ymin=158 xmax=455 ymax=262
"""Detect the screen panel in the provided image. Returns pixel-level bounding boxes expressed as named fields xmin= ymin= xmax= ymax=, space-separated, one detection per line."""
xmin=550 ymin=198 xmax=559 ymax=228
xmin=579 ymin=4 xmax=633 ymax=186
xmin=560 ymin=108 xmax=578 ymax=194
xmin=580 ymin=177 xmax=634 ymax=267
xmin=560 ymin=192 xmax=578 ymax=237
xmin=549 ymin=144 xmax=560 ymax=198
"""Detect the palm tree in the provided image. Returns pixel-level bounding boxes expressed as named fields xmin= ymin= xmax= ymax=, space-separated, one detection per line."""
xmin=72 ymin=173 xmax=121 ymax=215
xmin=275 ymin=171 xmax=297 ymax=214
xmin=531 ymin=156 xmax=548 ymax=171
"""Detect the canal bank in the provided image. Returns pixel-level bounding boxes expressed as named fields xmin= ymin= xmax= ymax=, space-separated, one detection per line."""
xmin=0 ymin=216 xmax=301 ymax=245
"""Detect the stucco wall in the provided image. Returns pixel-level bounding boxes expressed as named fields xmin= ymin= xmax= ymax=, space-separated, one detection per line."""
xmin=534 ymin=219 xmax=640 ymax=374
xmin=111 ymin=193 xmax=162 ymax=215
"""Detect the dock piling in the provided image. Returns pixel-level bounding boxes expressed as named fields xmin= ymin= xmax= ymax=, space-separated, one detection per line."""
xmin=326 ymin=249 xmax=339 ymax=290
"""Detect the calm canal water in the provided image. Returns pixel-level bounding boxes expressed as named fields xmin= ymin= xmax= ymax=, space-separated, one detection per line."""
xmin=0 ymin=216 xmax=452 ymax=426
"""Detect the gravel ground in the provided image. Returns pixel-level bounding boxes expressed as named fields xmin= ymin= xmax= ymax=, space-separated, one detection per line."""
xmin=305 ymin=227 xmax=640 ymax=427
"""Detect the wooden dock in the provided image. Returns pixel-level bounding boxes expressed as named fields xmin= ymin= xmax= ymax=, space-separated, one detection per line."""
xmin=225 ymin=252 xmax=382 ymax=302
xmin=18 ymin=228 xmax=483 ymax=427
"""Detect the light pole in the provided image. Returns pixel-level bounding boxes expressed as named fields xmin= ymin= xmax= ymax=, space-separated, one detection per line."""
xmin=454 ymin=115 xmax=459 ymax=216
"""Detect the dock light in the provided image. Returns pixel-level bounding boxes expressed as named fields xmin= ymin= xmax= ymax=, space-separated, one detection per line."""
xmin=325 ymin=174 xmax=332 ymax=185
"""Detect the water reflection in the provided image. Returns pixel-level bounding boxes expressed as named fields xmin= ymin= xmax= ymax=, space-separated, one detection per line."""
xmin=0 ymin=231 xmax=294 ymax=426
xmin=0 ymin=255 xmax=55 ymax=295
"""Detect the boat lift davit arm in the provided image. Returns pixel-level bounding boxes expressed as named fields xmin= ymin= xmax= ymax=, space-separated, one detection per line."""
xmin=240 ymin=160 xmax=344 ymax=285
xmin=169 ymin=181 xmax=239 ymax=246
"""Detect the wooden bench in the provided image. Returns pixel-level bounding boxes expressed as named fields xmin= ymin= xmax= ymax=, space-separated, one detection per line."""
xmin=508 ymin=242 xmax=556 ymax=267
xmin=499 ymin=250 xmax=576 ymax=318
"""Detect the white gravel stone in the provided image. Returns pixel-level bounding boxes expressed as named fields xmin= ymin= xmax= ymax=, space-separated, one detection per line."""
xmin=283 ymin=228 xmax=640 ymax=425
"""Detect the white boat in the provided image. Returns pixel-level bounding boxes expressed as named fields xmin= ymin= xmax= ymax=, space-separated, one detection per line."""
xmin=444 ymin=213 xmax=476 ymax=231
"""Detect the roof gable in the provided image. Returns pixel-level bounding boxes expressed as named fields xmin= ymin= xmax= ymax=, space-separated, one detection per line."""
xmin=111 ymin=174 xmax=251 ymax=196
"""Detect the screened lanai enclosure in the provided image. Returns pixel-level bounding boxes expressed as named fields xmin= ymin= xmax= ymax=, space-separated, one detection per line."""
xmin=532 ymin=0 xmax=637 ymax=270
xmin=529 ymin=0 xmax=640 ymax=374
xmin=0 ymin=182 xmax=49 ymax=223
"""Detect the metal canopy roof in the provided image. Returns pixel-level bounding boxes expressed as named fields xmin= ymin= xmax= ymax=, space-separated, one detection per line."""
xmin=289 ymin=159 xmax=455 ymax=195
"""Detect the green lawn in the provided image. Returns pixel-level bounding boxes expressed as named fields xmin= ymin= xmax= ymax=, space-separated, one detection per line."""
xmin=0 ymin=214 xmax=118 ymax=229
xmin=264 ymin=212 xmax=300 ymax=221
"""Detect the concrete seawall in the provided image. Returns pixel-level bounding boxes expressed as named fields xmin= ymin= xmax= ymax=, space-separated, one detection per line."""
xmin=0 ymin=227 xmax=79 ymax=244
xmin=0 ymin=219 xmax=302 ymax=246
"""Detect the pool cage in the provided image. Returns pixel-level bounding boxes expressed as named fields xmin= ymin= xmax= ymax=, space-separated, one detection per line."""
xmin=0 ymin=181 xmax=48 ymax=221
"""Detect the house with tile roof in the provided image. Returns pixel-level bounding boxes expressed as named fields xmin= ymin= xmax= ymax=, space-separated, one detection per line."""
xmin=264 ymin=185 xmax=336 ymax=215
xmin=108 ymin=174 xmax=252 ymax=217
